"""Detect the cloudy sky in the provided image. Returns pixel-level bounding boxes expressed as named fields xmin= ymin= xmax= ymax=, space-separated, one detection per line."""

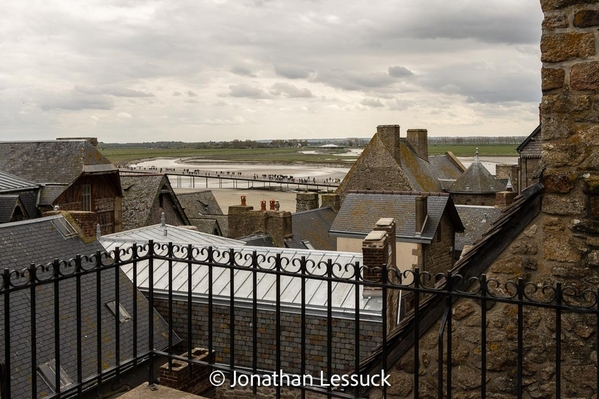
xmin=1 ymin=0 xmax=543 ymax=143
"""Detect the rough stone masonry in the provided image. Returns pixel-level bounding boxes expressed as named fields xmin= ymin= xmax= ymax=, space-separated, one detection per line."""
xmin=366 ymin=2 xmax=599 ymax=398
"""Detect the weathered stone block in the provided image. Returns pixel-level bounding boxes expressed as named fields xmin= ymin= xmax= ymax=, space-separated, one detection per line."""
xmin=541 ymin=92 xmax=591 ymax=115
xmin=572 ymin=218 xmax=599 ymax=234
xmin=544 ymin=232 xmax=583 ymax=262
xmin=587 ymin=236 xmax=599 ymax=247
xmin=542 ymin=169 xmax=577 ymax=193
xmin=490 ymin=256 xmax=523 ymax=274
xmin=511 ymin=239 xmax=539 ymax=255
xmin=542 ymin=139 xmax=589 ymax=167
xmin=540 ymin=33 xmax=595 ymax=62
xmin=542 ymin=67 xmax=565 ymax=91
xmin=571 ymin=62 xmax=599 ymax=91
xmin=542 ymin=13 xmax=569 ymax=29
xmin=579 ymin=124 xmax=599 ymax=146
xmin=541 ymin=0 xmax=598 ymax=12
xmin=453 ymin=302 xmax=475 ymax=320
xmin=543 ymin=192 xmax=586 ymax=215
xmin=385 ymin=371 xmax=413 ymax=396
xmin=541 ymin=114 xmax=574 ymax=140
xmin=573 ymin=10 xmax=599 ymax=27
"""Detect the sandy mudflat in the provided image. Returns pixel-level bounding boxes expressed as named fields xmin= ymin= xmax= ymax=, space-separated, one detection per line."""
xmin=175 ymin=187 xmax=303 ymax=214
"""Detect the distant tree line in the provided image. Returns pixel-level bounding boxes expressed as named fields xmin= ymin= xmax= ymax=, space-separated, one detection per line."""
xmin=428 ymin=136 xmax=527 ymax=145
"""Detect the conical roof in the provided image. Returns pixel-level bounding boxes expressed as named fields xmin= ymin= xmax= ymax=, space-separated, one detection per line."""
xmin=449 ymin=150 xmax=506 ymax=194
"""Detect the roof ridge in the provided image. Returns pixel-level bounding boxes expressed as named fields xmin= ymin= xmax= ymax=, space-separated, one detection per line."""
xmin=348 ymin=190 xmax=449 ymax=197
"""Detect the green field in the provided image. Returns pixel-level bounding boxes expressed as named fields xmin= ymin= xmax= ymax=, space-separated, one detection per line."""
xmin=100 ymin=144 xmax=518 ymax=165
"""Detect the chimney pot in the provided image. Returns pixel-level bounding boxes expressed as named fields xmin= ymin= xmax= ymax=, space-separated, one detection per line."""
xmin=260 ymin=200 xmax=267 ymax=211
xmin=269 ymin=199 xmax=276 ymax=211
xmin=241 ymin=195 xmax=247 ymax=206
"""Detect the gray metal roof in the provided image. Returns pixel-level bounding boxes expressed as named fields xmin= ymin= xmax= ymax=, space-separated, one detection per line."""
xmin=330 ymin=191 xmax=460 ymax=243
xmin=99 ymin=225 xmax=381 ymax=317
xmin=0 ymin=215 xmax=174 ymax=398
xmin=100 ymin=223 xmax=245 ymax=247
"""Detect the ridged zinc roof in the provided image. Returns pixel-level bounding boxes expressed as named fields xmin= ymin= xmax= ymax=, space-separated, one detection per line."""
xmin=99 ymin=225 xmax=381 ymax=316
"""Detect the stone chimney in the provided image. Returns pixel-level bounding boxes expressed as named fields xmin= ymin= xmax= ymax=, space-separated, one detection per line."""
xmin=377 ymin=125 xmax=401 ymax=163
xmin=540 ymin=2 xmax=599 ymax=278
xmin=415 ymin=195 xmax=428 ymax=235
xmin=321 ymin=193 xmax=341 ymax=212
xmin=296 ymin=192 xmax=319 ymax=212
xmin=228 ymin=197 xmax=292 ymax=246
xmin=495 ymin=164 xmax=520 ymax=193
xmin=362 ymin=230 xmax=388 ymax=292
xmin=374 ymin=218 xmax=400 ymax=330
xmin=495 ymin=190 xmax=518 ymax=209
xmin=406 ymin=129 xmax=428 ymax=162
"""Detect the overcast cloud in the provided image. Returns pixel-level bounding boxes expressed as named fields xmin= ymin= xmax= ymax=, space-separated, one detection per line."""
xmin=1 ymin=0 xmax=543 ymax=142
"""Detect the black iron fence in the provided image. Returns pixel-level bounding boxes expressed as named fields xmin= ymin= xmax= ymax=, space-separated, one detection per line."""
xmin=1 ymin=242 xmax=598 ymax=398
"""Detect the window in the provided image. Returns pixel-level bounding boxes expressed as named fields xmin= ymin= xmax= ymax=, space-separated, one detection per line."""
xmin=51 ymin=218 xmax=77 ymax=239
xmin=37 ymin=360 xmax=74 ymax=392
xmin=82 ymin=184 xmax=91 ymax=211
xmin=106 ymin=301 xmax=132 ymax=323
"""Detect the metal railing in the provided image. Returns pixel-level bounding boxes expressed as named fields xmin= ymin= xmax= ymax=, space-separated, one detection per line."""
xmin=1 ymin=242 xmax=598 ymax=398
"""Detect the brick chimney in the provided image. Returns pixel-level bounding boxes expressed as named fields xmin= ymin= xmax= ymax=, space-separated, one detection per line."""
xmin=377 ymin=125 xmax=401 ymax=163
xmin=406 ymin=129 xmax=428 ymax=162
xmin=374 ymin=218 xmax=400 ymax=330
xmin=362 ymin=230 xmax=388 ymax=294
xmin=540 ymin=2 xmax=599 ymax=278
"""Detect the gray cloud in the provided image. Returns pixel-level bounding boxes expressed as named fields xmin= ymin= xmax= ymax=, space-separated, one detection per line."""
xmin=74 ymin=85 xmax=153 ymax=97
xmin=188 ymin=90 xmax=198 ymax=97
xmin=275 ymin=65 xmax=312 ymax=79
xmin=231 ymin=66 xmax=257 ymax=77
xmin=38 ymin=92 xmax=114 ymax=111
xmin=270 ymin=83 xmax=313 ymax=98
xmin=388 ymin=66 xmax=414 ymax=78
xmin=315 ymin=70 xmax=396 ymax=91
xmin=173 ymin=92 xmax=182 ymax=96
xmin=228 ymin=84 xmax=273 ymax=99
xmin=360 ymin=98 xmax=384 ymax=108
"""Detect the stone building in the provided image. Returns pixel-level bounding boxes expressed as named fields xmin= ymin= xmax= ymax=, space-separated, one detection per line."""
xmin=448 ymin=149 xmax=507 ymax=206
xmin=358 ymin=2 xmax=599 ymax=397
xmin=330 ymin=191 xmax=464 ymax=276
xmin=336 ymin=125 xmax=465 ymax=202
xmin=0 ymin=139 xmax=123 ymax=234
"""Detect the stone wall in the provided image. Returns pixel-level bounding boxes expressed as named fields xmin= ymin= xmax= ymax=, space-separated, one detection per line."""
xmin=296 ymin=192 xmax=319 ymax=213
xmin=539 ymin=0 xmax=599 ymax=284
xmin=153 ymin=298 xmax=382 ymax=377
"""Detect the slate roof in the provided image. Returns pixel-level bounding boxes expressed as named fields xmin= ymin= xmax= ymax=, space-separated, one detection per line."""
xmin=0 ymin=170 xmax=39 ymax=192
xmin=517 ymin=124 xmax=542 ymax=159
xmin=177 ymin=191 xmax=224 ymax=217
xmin=99 ymin=227 xmax=381 ymax=317
xmin=38 ymin=184 xmax=69 ymax=206
xmin=455 ymin=205 xmax=503 ymax=252
xmin=0 ymin=140 xmax=117 ymax=185
xmin=121 ymin=174 xmax=189 ymax=230
xmin=0 ymin=215 xmax=174 ymax=398
xmin=291 ymin=207 xmax=337 ymax=251
xmin=330 ymin=191 xmax=464 ymax=243
xmin=357 ymin=182 xmax=544 ymax=383
xmin=449 ymin=153 xmax=506 ymax=194
xmin=337 ymin=132 xmax=465 ymax=199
